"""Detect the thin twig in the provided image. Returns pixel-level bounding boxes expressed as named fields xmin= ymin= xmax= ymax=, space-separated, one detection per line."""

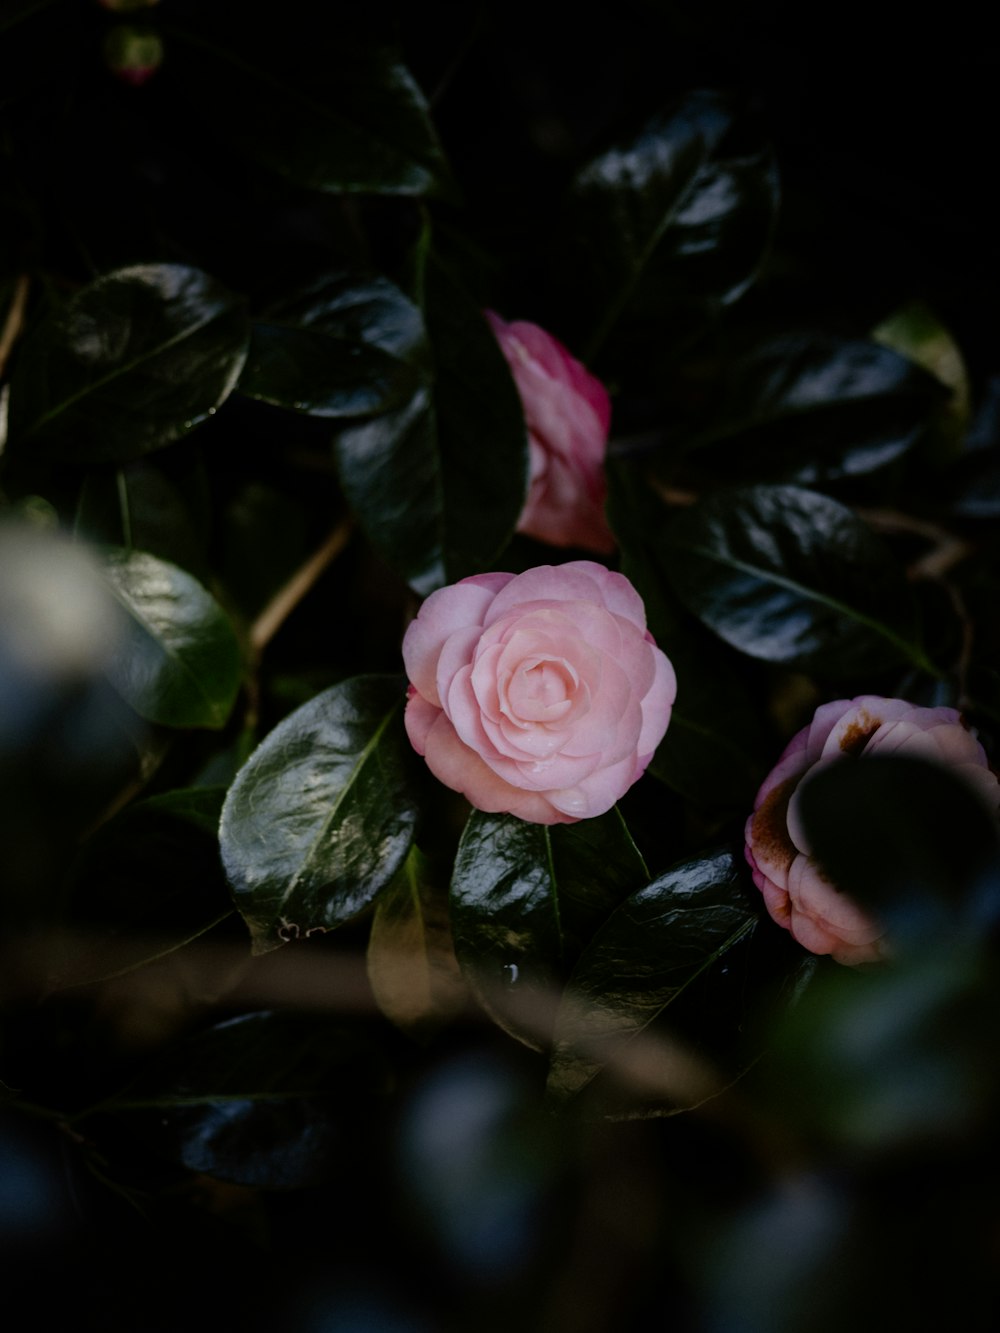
xmin=0 ymin=273 xmax=30 ymax=379
xmin=856 ymin=506 xmax=974 ymax=581
xmin=249 ymin=518 xmax=354 ymax=654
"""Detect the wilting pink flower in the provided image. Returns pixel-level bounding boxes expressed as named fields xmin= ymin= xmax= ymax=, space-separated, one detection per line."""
xmin=745 ymin=695 xmax=1000 ymax=965
xmin=403 ymin=561 xmax=676 ymax=824
xmin=486 ymin=311 xmax=614 ymax=554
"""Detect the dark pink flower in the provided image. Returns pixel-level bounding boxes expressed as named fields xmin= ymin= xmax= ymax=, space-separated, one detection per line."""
xmin=403 ymin=561 xmax=676 ymax=824
xmin=486 ymin=311 xmax=614 ymax=554
xmin=745 ymin=695 xmax=1000 ymax=964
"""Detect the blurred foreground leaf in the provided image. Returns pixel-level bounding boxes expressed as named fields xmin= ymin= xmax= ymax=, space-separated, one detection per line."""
xmin=91 ymin=1010 xmax=390 ymax=1188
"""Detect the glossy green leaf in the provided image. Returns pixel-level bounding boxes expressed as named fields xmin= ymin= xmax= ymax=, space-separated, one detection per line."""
xmin=8 ymin=264 xmax=249 ymax=463
xmin=571 ymin=89 xmax=778 ymax=357
xmin=92 ymin=1010 xmax=391 ymax=1188
xmin=240 ymin=271 xmax=429 ymax=418
xmin=100 ymin=547 xmax=242 ymax=729
xmin=547 ymin=847 xmax=757 ymax=1101
xmin=872 ymin=301 xmax=971 ymax=451
xmin=170 ymin=20 xmax=453 ymax=198
xmin=450 ymin=808 xmax=649 ymax=1050
xmin=670 ymin=333 xmax=949 ymax=485
xmin=610 ymin=463 xmax=767 ymax=809
xmin=219 ymin=675 xmax=418 ymax=954
xmin=367 ymin=846 xmax=468 ymax=1039
xmin=660 ymin=485 xmax=933 ymax=676
xmin=334 ymin=263 xmax=529 ymax=594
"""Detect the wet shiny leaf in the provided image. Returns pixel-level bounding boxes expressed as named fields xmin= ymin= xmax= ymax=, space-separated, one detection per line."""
xmin=661 ymin=485 xmax=932 ymax=676
xmin=450 ymin=808 xmax=649 ymax=1050
xmin=334 ymin=262 xmax=528 ymax=594
xmin=673 ymin=332 xmax=949 ymax=485
xmin=100 ymin=547 xmax=242 ymax=730
xmin=240 ymin=271 xmax=428 ymax=418
xmin=571 ymin=89 xmax=778 ymax=355
xmin=547 ymin=847 xmax=757 ymax=1100
xmin=171 ymin=19 xmax=452 ymax=198
xmin=219 ymin=675 xmax=418 ymax=953
xmin=8 ymin=265 xmax=249 ymax=463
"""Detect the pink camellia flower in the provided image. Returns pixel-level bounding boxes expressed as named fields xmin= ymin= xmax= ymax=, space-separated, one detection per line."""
xmin=403 ymin=560 xmax=676 ymax=824
xmin=486 ymin=311 xmax=615 ymax=554
xmin=745 ymin=695 xmax=1000 ymax=965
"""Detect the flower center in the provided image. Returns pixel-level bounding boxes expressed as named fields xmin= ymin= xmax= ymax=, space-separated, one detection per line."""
xmin=504 ymin=655 xmax=577 ymax=723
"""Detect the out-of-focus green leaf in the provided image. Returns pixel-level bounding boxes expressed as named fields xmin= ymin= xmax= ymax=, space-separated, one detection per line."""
xmin=872 ymin=301 xmax=971 ymax=451
xmin=367 ymin=846 xmax=468 ymax=1039
xmin=8 ymin=265 xmax=249 ymax=463
xmin=240 ymin=271 xmax=429 ymax=418
xmin=100 ymin=547 xmax=242 ymax=730
xmin=570 ymin=89 xmax=778 ymax=357
xmin=53 ymin=787 xmax=232 ymax=990
xmin=169 ymin=19 xmax=453 ymax=198
xmin=669 ymin=333 xmax=949 ymax=485
xmin=660 ymin=485 xmax=933 ymax=677
xmin=334 ymin=262 xmax=528 ymax=594
xmin=797 ymin=755 xmax=1000 ymax=940
xmin=92 ymin=1010 xmax=391 ymax=1188
xmin=450 ymin=808 xmax=649 ymax=1050
xmin=763 ymin=945 xmax=999 ymax=1153
xmin=547 ymin=847 xmax=757 ymax=1101
xmin=219 ymin=675 xmax=418 ymax=954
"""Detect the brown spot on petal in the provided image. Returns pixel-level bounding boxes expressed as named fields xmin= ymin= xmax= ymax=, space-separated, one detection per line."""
xmin=838 ymin=708 xmax=880 ymax=755
xmin=749 ymin=777 xmax=798 ymax=879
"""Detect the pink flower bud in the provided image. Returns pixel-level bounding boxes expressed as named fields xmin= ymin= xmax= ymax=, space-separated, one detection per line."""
xmin=486 ymin=311 xmax=614 ymax=554
xmin=103 ymin=25 xmax=163 ymax=87
xmin=744 ymin=696 xmax=1000 ymax=964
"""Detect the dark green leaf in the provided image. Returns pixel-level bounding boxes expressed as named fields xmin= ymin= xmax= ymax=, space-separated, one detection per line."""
xmin=670 ymin=333 xmax=949 ymax=485
xmin=8 ymin=265 xmax=249 ymax=464
xmin=170 ymin=22 xmax=453 ymax=198
xmin=571 ymin=89 xmax=778 ymax=357
xmin=366 ymin=846 xmax=468 ymax=1039
xmin=763 ymin=945 xmax=999 ymax=1151
xmin=219 ymin=675 xmax=418 ymax=953
xmin=100 ymin=547 xmax=242 ymax=730
xmin=240 ymin=271 xmax=428 ymax=418
xmin=334 ymin=263 xmax=529 ymax=594
xmin=661 ymin=485 xmax=933 ymax=676
xmin=610 ymin=463 xmax=767 ymax=809
xmin=53 ymin=787 xmax=232 ymax=991
xmin=93 ymin=1010 xmax=391 ymax=1188
xmin=547 ymin=847 xmax=757 ymax=1101
xmin=450 ymin=808 xmax=649 ymax=1050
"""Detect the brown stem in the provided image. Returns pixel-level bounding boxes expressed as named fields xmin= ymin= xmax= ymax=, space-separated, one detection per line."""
xmin=0 ymin=274 xmax=30 ymax=379
xmin=249 ymin=518 xmax=354 ymax=655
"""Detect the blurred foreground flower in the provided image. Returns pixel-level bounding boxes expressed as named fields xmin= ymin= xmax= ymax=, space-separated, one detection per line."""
xmin=486 ymin=312 xmax=614 ymax=554
xmin=403 ymin=560 xmax=675 ymax=824
xmin=745 ymin=696 xmax=1000 ymax=964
